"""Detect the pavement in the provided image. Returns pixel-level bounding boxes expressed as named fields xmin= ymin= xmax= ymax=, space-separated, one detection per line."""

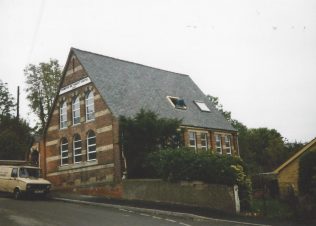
xmin=50 ymin=191 xmax=306 ymax=226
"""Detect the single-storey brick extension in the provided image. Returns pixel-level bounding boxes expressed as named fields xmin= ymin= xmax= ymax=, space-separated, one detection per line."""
xmin=40 ymin=48 xmax=238 ymax=188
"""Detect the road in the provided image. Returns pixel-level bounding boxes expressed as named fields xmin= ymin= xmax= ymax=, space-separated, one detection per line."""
xmin=0 ymin=197 xmax=268 ymax=226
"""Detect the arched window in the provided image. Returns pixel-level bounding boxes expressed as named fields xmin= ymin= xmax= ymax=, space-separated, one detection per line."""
xmin=60 ymin=138 xmax=68 ymax=165
xmin=87 ymin=130 xmax=96 ymax=161
xmin=85 ymin=91 xmax=95 ymax=121
xmin=60 ymin=101 xmax=67 ymax=129
xmin=73 ymin=134 xmax=82 ymax=163
xmin=72 ymin=96 xmax=80 ymax=125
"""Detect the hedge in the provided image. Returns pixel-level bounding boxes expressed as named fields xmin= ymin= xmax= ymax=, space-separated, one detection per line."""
xmin=144 ymin=148 xmax=252 ymax=210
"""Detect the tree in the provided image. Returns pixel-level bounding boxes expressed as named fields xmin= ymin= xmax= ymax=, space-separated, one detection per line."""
xmin=0 ymin=115 xmax=33 ymax=160
xmin=119 ymin=109 xmax=182 ymax=178
xmin=207 ymin=95 xmax=293 ymax=174
xmin=0 ymin=79 xmax=15 ymax=116
xmin=207 ymin=95 xmax=232 ymax=121
xmin=24 ymin=59 xmax=62 ymax=133
xmin=245 ymin=128 xmax=287 ymax=172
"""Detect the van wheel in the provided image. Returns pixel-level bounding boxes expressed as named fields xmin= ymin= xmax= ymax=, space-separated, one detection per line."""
xmin=13 ymin=188 xmax=21 ymax=200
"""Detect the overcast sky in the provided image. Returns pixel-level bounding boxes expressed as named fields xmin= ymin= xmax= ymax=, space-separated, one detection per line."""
xmin=0 ymin=0 xmax=315 ymax=142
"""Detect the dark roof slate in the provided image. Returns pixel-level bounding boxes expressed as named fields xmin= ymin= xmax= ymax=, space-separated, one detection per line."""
xmin=72 ymin=48 xmax=236 ymax=131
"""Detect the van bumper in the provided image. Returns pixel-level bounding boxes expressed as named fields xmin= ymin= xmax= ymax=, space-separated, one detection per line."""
xmin=25 ymin=184 xmax=51 ymax=195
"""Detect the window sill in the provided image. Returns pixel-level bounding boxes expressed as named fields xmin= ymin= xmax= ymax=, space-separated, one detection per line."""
xmin=58 ymin=160 xmax=98 ymax=171
xmin=86 ymin=119 xmax=95 ymax=123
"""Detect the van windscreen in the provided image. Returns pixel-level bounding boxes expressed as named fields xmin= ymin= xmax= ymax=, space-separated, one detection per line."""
xmin=19 ymin=168 xmax=41 ymax=178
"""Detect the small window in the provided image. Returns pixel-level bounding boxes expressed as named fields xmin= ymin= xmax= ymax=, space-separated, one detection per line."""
xmin=200 ymin=133 xmax=208 ymax=150
xmin=73 ymin=134 xmax=82 ymax=163
xmin=60 ymin=138 xmax=69 ymax=165
xmin=11 ymin=168 xmax=18 ymax=177
xmin=72 ymin=96 xmax=80 ymax=125
xmin=224 ymin=135 xmax=232 ymax=155
xmin=86 ymin=91 xmax=95 ymax=121
xmin=215 ymin=134 xmax=222 ymax=154
xmin=188 ymin=131 xmax=197 ymax=150
xmin=87 ymin=130 xmax=96 ymax=161
xmin=195 ymin=101 xmax=210 ymax=112
xmin=167 ymin=96 xmax=187 ymax=110
xmin=60 ymin=101 xmax=67 ymax=129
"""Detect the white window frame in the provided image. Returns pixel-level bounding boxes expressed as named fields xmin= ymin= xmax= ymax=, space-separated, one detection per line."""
xmin=215 ymin=134 xmax=222 ymax=154
xmin=60 ymin=138 xmax=69 ymax=165
xmin=60 ymin=101 xmax=67 ymax=129
xmin=73 ymin=134 xmax=82 ymax=163
xmin=86 ymin=91 xmax=95 ymax=121
xmin=87 ymin=131 xmax=96 ymax=161
xmin=188 ymin=131 xmax=197 ymax=150
xmin=224 ymin=135 xmax=232 ymax=155
xmin=167 ymin=96 xmax=187 ymax=110
xmin=200 ymin=132 xmax=208 ymax=150
xmin=72 ymin=96 xmax=80 ymax=125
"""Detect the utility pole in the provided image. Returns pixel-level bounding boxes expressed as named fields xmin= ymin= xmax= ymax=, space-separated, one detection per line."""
xmin=17 ymin=86 xmax=20 ymax=120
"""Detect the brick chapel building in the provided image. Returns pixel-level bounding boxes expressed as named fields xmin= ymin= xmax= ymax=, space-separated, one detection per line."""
xmin=40 ymin=48 xmax=239 ymax=188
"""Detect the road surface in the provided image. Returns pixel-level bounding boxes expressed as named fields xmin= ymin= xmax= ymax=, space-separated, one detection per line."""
xmin=0 ymin=197 xmax=268 ymax=226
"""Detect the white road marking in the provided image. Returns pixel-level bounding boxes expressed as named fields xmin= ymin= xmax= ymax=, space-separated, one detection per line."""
xmin=119 ymin=208 xmax=129 ymax=212
xmin=165 ymin=218 xmax=177 ymax=223
xmin=140 ymin=213 xmax=150 ymax=217
xmin=179 ymin=223 xmax=191 ymax=226
xmin=152 ymin=216 xmax=163 ymax=220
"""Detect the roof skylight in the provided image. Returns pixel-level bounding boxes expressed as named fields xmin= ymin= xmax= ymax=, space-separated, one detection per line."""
xmin=195 ymin=101 xmax=210 ymax=112
xmin=167 ymin=96 xmax=187 ymax=110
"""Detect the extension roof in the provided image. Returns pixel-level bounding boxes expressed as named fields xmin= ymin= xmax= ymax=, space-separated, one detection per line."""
xmin=71 ymin=48 xmax=236 ymax=132
xmin=274 ymin=137 xmax=316 ymax=174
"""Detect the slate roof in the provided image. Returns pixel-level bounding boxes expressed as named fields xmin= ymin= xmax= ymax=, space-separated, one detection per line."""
xmin=72 ymin=48 xmax=236 ymax=132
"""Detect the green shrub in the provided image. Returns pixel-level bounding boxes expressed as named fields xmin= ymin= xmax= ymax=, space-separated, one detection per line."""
xmin=298 ymin=149 xmax=316 ymax=221
xmin=299 ymin=149 xmax=316 ymax=195
xmin=144 ymin=148 xmax=252 ymax=210
xmin=119 ymin=109 xmax=182 ymax=178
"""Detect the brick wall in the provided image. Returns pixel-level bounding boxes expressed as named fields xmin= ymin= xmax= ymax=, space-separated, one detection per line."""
xmin=42 ymin=53 xmax=121 ymax=188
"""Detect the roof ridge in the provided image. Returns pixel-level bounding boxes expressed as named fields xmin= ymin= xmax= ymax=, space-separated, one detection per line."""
xmin=71 ymin=47 xmax=190 ymax=78
xmin=273 ymin=137 xmax=316 ymax=173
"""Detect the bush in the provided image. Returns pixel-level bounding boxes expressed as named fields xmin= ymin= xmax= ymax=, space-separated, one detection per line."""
xmin=119 ymin=109 xmax=182 ymax=178
xmin=298 ymin=149 xmax=316 ymax=221
xmin=144 ymin=148 xmax=252 ymax=210
xmin=298 ymin=149 xmax=316 ymax=195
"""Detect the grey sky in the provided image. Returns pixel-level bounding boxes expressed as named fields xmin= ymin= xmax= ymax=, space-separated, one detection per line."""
xmin=0 ymin=0 xmax=315 ymax=142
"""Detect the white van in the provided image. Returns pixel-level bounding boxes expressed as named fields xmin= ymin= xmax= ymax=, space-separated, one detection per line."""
xmin=0 ymin=164 xmax=51 ymax=199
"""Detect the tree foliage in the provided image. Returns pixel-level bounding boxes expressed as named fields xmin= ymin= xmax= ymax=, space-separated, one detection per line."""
xmin=0 ymin=79 xmax=15 ymax=116
xmin=299 ymin=149 xmax=316 ymax=195
xmin=207 ymin=95 xmax=232 ymax=121
xmin=208 ymin=95 xmax=302 ymax=174
xmin=0 ymin=115 xmax=33 ymax=160
xmin=119 ymin=109 xmax=182 ymax=178
xmin=24 ymin=59 xmax=62 ymax=133
xmin=242 ymin=128 xmax=288 ymax=172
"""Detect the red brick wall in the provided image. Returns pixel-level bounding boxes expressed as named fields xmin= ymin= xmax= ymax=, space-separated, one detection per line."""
xmin=43 ymin=52 xmax=121 ymax=188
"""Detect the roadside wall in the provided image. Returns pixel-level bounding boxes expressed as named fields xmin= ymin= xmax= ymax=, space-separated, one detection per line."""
xmin=122 ymin=179 xmax=238 ymax=214
xmin=52 ymin=179 xmax=239 ymax=214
